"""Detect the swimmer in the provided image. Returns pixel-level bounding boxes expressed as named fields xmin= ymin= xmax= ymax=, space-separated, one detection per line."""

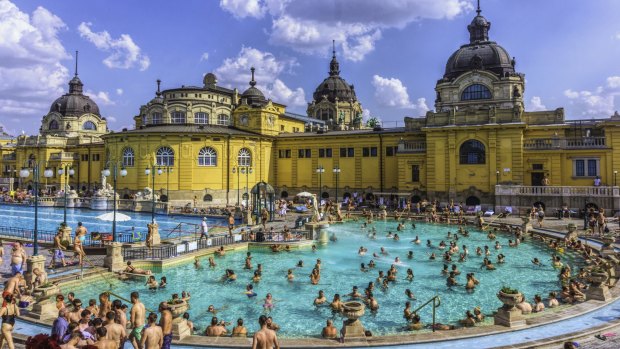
xmin=253 ymin=271 xmax=261 ymax=283
xmin=263 ymin=293 xmax=275 ymax=311
xmin=360 ymin=263 xmax=369 ymax=272
xmin=484 ymin=246 xmax=491 ymax=256
xmin=225 ymin=269 xmax=237 ymax=282
xmin=287 ymin=269 xmax=294 ymax=281
xmin=451 ymin=264 xmax=460 ymax=275
xmin=368 ymin=260 xmax=376 ymax=268
xmin=532 ymin=258 xmax=543 ymax=267
xmin=381 ymin=278 xmax=389 ymax=291
xmin=312 ymin=245 xmax=317 ymax=252
xmin=394 ymin=257 xmax=401 ymax=264
xmin=497 ymin=254 xmax=505 ymax=264
xmin=314 ymin=290 xmax=327 ymax=305
xmin=194 ymin=257 xmax=201 ymax=268
xmin=386 ymin=232 xmax=393 ymax=239
xmin=244 ymin=284 xmax=257 ymax=298
xmin=330 ymin=294 xmax=343 ymax=312
xmin=429 ymin=252 xmax=436 ymax=260
xmin=465 ymin=273 xmax=479 ymax=291
xmin=446 ymin=271 xmax=459 ymax=287
xmin=376 ymin=271 xmax=385 ymax=283
xmin=367 ymin=293 xmax=379 ymax=311
xmin=297 ymin=260 xmax=304 ymax=268
xmin=380 ymin=247 xmax=388 ymax=255
xmin=209 ymin=257 xmax=216 ymax=267
xmin=441 ymin=264 xmax=449 ymax=275
xmin=146 ymin=276 xmax=158 ymax=290
xmin=394 ymin=234 xmax=400 ymax=241
xmin=405 ymin=289 xmax=416 ymax=300
xmin=159 ymin=276 xmax=167 ymax=288
xmin=406 ymin=269 xmax=414 ymax=281
xmin=438 ymin=241 xmax=446 ymax=250
xmin=244 ymin=252 xmax=253 ymax=269
xmin=310 ymin=268 xmax=320 ymax=285
xmin=216 ymin=246 xmax=226 ymax=256
xmin=358 ymin=246 xmax=367 ymax=256
xmin=476 ymin=247 xmax=483 ymax=256
xmin=495 ymin=241 xmax=501 ymax=250
xmin=315 ymin=259 xmax=322 ymax=270
xmin=348 ymin=286 xmax=362 ymax=299
xmin=427 ymin=240 xmax=433 ymax=247
xmin=412 ymin=236 xmax=421 ymax=244
xmin=407 ymin=251 xmax=414 ymax=259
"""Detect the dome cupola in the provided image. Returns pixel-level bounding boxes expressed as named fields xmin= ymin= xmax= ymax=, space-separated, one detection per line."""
xmin=312 ymin=41 xmax=357 ymax=103
xmin=241 ymin=67 xmax=267 ymax=107
xmin=49 ymin=52 xmax=100 ymax=117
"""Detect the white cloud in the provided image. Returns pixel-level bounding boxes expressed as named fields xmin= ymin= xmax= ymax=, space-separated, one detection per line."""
xmin=200 ymin=52 xmax=209 ymax=61
xmin=116 ymin=88 xmax=123 ymax=95
xmin=371 ymin=75 xmax=414 ymax=108
xmin=615 ymin=32 xmax=620 ymax=40
xmin=414 ymin=97 xmax=429 ymax=113
xmin=223 ymin=0 xmax=472 ymax=61
xmin=105 ymin=116 xmax=117 ymax=123
xmin=219 ymin=0 xmax=267 ymax=19
xmin=78 ymin=22 xmax=150 ymax=71
xmin=563 ymin=78 xmax=620 ymax=116
xmin=86 ymin=90 xmax=114 ymax=106
xmin=214 ymin=46 xmax=306 ymax=107
xmin=529 ymin=96 xmax=546 ymax=111
xmin=0 ymin=1 xmax=70 ymax=126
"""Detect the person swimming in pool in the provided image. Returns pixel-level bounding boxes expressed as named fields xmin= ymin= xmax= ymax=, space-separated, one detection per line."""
xmin=245 ymin=284 xmax=257 ymax=298
xmin=263 ymin=293 xmax=275 ymax=311
xmin=287 ymin=269 xmax=294 ymax=281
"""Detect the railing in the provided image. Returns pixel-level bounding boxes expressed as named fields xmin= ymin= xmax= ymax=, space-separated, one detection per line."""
xmin=495 ymin=185 xmax=619 ymax=197
xmin=411 ymin=295 xmax=441 ymax=332
xmin=2 ymin=154 xmax=16 ymax=161
xmin=122 ymin=234 xmax=238 ymax=260
xmin=49 ymin=152 xmax=77 ymax=161
xmin=523 ymin=137 xmax=606 ymax=150
xmin=166 ymin=222 xmax=200 ymax=239
xmin=398 ymin=140 xmax=426 ymax=153
xmin=0 ymin=226 xmax=56 ymax=243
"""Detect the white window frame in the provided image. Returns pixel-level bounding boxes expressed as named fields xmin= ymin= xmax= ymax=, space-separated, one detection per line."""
xmin=122 ymin=148 xmax=135 ymax=167
xmin=238 ymin=148 xmax=251 ymax=167
xmin=573 ymin=158 xmax=599 ymax=177
xmin=195 ymin=112 xmax=209 ymax=124
xmin=217 ymin=114 xmax=229 ymax=126
xmin=198 ymin=147 xmax=217 ymax=166
xmin=171 ymin=111 xmax=186 ymax=124
xmin=152 ymin=113 xmax=162 ymax=125
xmin=156 ymin=146 xmax=175 ymax=166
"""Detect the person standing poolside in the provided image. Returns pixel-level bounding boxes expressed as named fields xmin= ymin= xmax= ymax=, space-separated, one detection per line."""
xmin=93 ymin=327 xmax=116 ymax=349
xmin=159 ymin=302 xmax=173 ymax=349
xmin=0 ymin=294 xmax=19 ymax=349
xmin=74 ymin=222 xmax=87 ymax=266
xmin=104 ymin=310 xmax=126 ymax=349
xmin=141 ymin=313 xmax=163 ymax=349
xmin=129 ymin=291 xmax=145 ymax=349
xmin=50 ymin=231 xmax=68 ymax=268
xmin=228 ymin=213 xmax=235 ymax=237
xmin=252 ymin=315 xmax=279 ymax=349
xmin=200 ymin=217 xmax=208 ymax=241
xmin=10 ymin=243 xmax=26 ymax=276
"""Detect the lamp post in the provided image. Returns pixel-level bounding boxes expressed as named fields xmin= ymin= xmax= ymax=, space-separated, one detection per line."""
xmin=232 ymin=166 xmax=240 ymax=205
xmin=19 ymin=162 xmax=53 ymax=256
xmin=57 ymin=165 xmax=75 ymax=225
xmin=240 ymin=166 xmax=253 ymax=205
xmin=316 ymin=165 xmax=325 ymax=199
xmin=102 ymin=163 xmax=127 ymax=241
xmin=496 ymin=170 xmax=500 ymax=184
xmin=157 ymin=166 xmax=172 ymax=202
xmin=145 ymin=165 xmax=159 ymax=224
xmin=333 ymin=166 xmax=341 ymax=203
xmin=614 ymin=170 xmax=618 ymax=187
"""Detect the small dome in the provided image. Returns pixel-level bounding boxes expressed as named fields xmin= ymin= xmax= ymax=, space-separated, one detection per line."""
xmin=49 ymin=94 xmax=100 ymax=117
xmin=241 ymin=67 xmax=267 ymax=106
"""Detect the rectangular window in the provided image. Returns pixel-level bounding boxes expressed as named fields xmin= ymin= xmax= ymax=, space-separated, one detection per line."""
xmin=298 ymin=149 xmax=311 ymax=158
xmin=532 ymin=164 xmax=543 ymax=170
xmin=151 ymin=113 xmax=162 ymax=125
xmin=194 ymin=112 xmax=208 ymax=124
xmin=340 ymin=147 xmax=354 ymax=157
xmin=81 ymin=154 xmax=89 ymax=161
xmin=171 ymin=111 xmax=186 ymax=124
xmin=278 ymin=150 xmax=291 ymax=158
xmin=363 ymin=148 xmax=369 ymax=157
xmin=370 ymin=147 xmax=377 ymax=157
xmin=362 ymin=147 xmax=378 ymax=157
xmin=386 ymin=146 xmax=398 ymax=156
xmin=574 ymin=158 xmax=599 ymax=177
xmin=412 ymin=165 xmax=420 ymax=182
xmin=92 ymin=154 xmax=100 ymax=161
xmin=318 ymin=148 xmax=332 ymax=158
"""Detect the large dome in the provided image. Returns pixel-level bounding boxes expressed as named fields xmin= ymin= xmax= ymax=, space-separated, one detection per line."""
xmin=49 ymin=76 xmax=100 ymax=116
xmin=444 ymin=42 xmax=514 ymax=80
xmin=443 ymin=7 xmax=515 ymax=80
xmin=312 ymin=49 xmax=357 ymax=103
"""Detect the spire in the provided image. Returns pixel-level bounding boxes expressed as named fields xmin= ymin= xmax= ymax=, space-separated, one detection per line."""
xmin=74 ymin=50 xmax=79 ymax=77
xmin=329 ymin=40 xmax=340 ymax=76
xmin=249 ymin=67 xmax=257 ymax=87
xmin=467 ymin=0 xmax=490 ymax=43
xmin=156 ymin=79 xmax=162 ymax=97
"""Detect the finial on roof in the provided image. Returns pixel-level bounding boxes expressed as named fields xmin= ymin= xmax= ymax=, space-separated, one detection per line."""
xmin=332 ymin=39 xmax=336 ymax=58
xmin=156 ymin=79 xmax=161 ymax=97
xmin=250 ymin=67 xmax=256 ymax=87
xmin=74 ymin=50 xmax=79 ymax=77
xmin=476 ymin=0 xmax=481 ymax=15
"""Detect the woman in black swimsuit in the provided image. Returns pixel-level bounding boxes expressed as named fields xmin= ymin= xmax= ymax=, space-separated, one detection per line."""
xmin=0 ymin=294 xmax=19 ymax=349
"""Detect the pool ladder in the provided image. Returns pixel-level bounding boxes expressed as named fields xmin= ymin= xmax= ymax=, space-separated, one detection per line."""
xmin=412 ymin=295 xmax=441 ymax=332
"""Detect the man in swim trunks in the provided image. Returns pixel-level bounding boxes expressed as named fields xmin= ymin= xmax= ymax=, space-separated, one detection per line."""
xmin=159 ymin=302 xmax=173 ymax=349
xmin=141 ymin=313 xmax=163 ymax=349
xmin=50 ymin=231 xmax=67 ymax=268
xmin=252 ymin=314 xmax=279 ymax=349
xmin=10 ymin=242 xmax=26 ymax=276
xmin=129 ymin=291 xmax=145 ymax=349
xmin=74 ymin=222 xmax=87 ymax=266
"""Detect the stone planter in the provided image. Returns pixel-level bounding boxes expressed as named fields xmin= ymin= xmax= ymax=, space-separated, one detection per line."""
xmin=587 ymin=272 xmax=608 ymax=287
xmin=33 ymin=284 xmax=60 ymax=302
xmin=168 ymin=301 xmax=188 ymax=318
xmin=497 ymin=291 xmax=522 ymax=310
xmin=586 ymin=272 xmax=612 ymax=301
xmin=341 ymin=301 xmax=366 ymax=338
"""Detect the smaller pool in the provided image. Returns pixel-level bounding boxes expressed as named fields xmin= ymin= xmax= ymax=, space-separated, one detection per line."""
xmin=0 ymin=204 xmax=227 ymax=241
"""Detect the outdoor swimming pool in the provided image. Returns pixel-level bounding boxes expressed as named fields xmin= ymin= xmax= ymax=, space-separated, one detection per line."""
xmin=0 ymin=204 xmax=227 ymax=240
xmin=72 ymin=220 xmax=585 ymax=338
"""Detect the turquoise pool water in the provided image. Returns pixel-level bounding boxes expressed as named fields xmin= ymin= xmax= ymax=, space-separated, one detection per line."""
xmin=0 ymin=204 xmax=226 ymax=240
xmin=72 ymin=220 xmax=585 ymax=338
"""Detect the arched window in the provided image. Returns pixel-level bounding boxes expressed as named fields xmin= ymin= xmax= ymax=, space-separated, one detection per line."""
xmin=203 ymin=194 xmax=213 ymax=202
xmin=459 ymin=140 xmax=486 ymax=164
xmin=194 ymin=112 xmax=209 ymax=124
xmin=198 ymin=147 xmax=217 ymax=166
xmin=461 ymin=84 xmax=492 ymax=101
xmin=238 ymin=148 xmax=251 ymax=166
xmin=217 ymin=114 xmax=229 ymax=125
xmin=151 ymin=112 xmax=162 ymax=124
xmin=465 ymin=196 xmax=481 ymax=206
xmin=83 ymin=121 xmax=97 ymax=130
xmin=156 ymin=146 xmax=174 ymax=166
xmin=141 ymin=115 xmax=146 ymax=126
xmin=171 ymin=111 xmax=186 ymax=124
xmin=49 ymin=120 xmax=59 ymax=130
xmin=122 ymin=147 xmax=135 ymax=167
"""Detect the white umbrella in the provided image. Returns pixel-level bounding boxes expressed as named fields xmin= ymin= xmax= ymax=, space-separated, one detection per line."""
xmin=296 ymin=191 xmax=314 ymax=197
xmin=96 ymin=212 xmax=132 ymax=222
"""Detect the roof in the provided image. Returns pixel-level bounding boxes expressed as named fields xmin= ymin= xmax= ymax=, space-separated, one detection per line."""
xmin=164 ymin=85 xmax=235 ymax=95
xmin=277 ymin=127 xmax=407 ymax=138
xmin=104 ymin=124 xmax=259 ymax=137
xmin=281 ymin=112 xmax=325 ymax=124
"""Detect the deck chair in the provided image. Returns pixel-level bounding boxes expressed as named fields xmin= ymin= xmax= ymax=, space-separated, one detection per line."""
xmin=498 ymin=207 xmax=513 ymax=218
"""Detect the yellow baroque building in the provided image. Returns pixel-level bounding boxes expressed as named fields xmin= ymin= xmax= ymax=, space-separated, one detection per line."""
xmin=2 ymin=8 xmax=620 ymax=213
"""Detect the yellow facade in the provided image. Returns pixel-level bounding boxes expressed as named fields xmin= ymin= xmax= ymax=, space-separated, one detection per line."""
xmin=2 ymin=9 xmax=620 ymax=210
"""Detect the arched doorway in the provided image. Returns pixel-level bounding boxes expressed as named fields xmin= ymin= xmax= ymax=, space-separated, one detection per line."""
xmin=321 ymin=192 xmax=330 ymax=199
xmin=533 ymin=201 xmax=546 ymax=210
xmin=280 ymin=191 xmax=288 ymax=198
xmin=465 ymin=196 xmax=481 ymax=206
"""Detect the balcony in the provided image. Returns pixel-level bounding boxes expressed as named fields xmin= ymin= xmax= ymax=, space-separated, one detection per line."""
xmin=523 ymin=137 xmax=606 ymax=150
xmin=49 ymin=152 xmax=78 ymax=161
xmin=2 ymin=154 xmax=16 ymax=161
xmin=398 ymin=140 xmax=426 ymax=153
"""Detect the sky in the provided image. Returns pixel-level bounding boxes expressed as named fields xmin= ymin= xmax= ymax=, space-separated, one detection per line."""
xmin=2 ymin=0 xmax=620 ymax=135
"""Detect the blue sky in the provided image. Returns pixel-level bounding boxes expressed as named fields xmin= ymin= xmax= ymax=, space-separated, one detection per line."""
xmin=2 ymin=0 xmax=620 ymax=134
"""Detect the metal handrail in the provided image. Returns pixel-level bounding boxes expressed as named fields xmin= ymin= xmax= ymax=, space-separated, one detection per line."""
xmin=411 ymin=295 xmax=441 ymax=332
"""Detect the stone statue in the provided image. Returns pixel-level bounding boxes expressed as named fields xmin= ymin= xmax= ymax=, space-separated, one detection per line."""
xmin=311 ymin=194 xmax=321 ymax=223
xmin=100 ymin=170 xmax=107 ymax=190
xmin=134 ymin=187 xmax=159 ymax=201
